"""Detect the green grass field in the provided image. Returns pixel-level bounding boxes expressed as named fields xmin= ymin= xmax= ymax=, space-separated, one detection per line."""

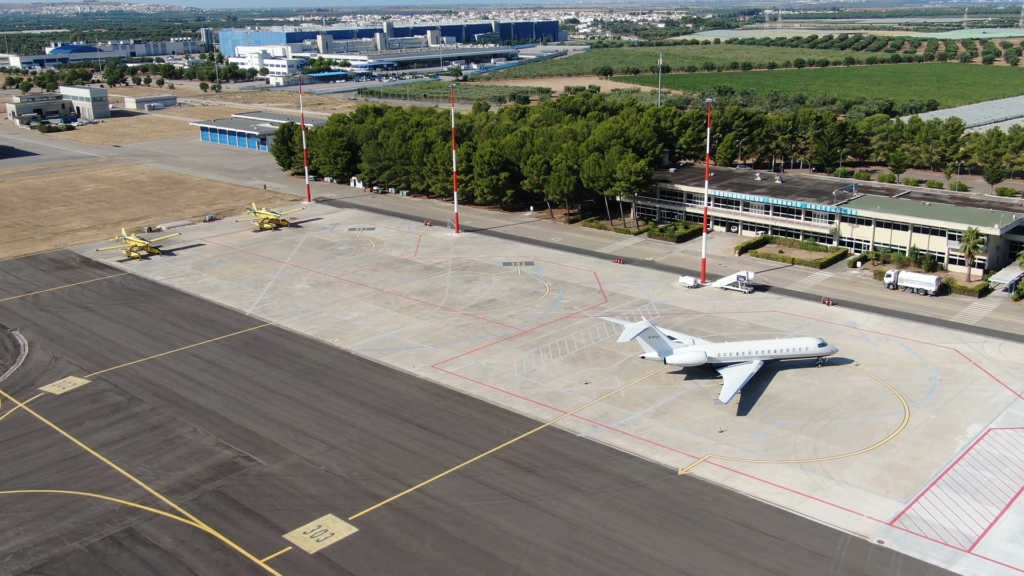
xmin=615 ymin=63 xmax=1024 ymax=107
xmin=482 ymin=44 xmax=851 ymax=79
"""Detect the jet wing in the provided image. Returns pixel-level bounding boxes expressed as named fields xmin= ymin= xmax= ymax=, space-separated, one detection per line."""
xmin=714 ymin=361 xmax=764 ymax=405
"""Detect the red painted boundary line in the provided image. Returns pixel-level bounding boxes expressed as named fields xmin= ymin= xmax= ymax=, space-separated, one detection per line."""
xmin=888 ymin=523 xmax=1024 ymax=574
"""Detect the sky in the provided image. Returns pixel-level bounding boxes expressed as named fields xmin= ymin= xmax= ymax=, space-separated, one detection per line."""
xmin=16 ymin=0 xmax=579 ymax=7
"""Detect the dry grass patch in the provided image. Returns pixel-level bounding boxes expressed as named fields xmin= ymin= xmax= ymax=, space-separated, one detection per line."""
xmin=44 ymin=112 xmax=196 ymax=145
xmin=0 ymin=157 xmax=113 ymax=177
xmin=0 ymin=164 xmax=298 ymax=259
xmin=149 ymin=105 xmax=249 ymax=120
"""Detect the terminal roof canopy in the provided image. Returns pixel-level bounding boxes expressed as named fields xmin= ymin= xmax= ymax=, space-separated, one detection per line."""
xmin=655 ymin=165 xmax=1024 ymax=232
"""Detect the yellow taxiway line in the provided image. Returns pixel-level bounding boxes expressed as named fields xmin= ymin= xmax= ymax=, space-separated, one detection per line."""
xmin=0 ymin=273 xmax=128 ymax=303
xmin=0 ymin=393 xmax=42 ymax=425
xmin=85 ymin=324 xmax=271 ymax=378
xmin=678 ymin=365 xmax=910 ymax=474
xmin=260 ymin=546 xmax=293 ymax=563
xmin=348 ymin=366 xmax=668 ymax=521
xmin=0 ymin=389 xmax=284 ymax=576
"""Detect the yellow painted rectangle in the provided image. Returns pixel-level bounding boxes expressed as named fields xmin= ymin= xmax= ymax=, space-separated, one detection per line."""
xmin=283 ymin=514 xmax=357 ymax=554
xmin=39 ymin=376 xmax=91 ymax=395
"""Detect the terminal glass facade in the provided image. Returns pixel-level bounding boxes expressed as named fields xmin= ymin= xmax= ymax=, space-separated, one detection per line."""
xmin=198 ymin=126 xmax=267 ymax=151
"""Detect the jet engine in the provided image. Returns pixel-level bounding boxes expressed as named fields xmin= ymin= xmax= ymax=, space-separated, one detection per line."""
xmin=663 ymin=351 xmax=708 ymax=366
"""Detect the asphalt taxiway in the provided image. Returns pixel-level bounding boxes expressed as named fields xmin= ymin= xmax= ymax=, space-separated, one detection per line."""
xmin=0 ymin=250 xmax=954 ymax=575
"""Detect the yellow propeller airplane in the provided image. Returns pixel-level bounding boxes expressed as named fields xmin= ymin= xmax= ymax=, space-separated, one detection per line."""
xmin=236 ymin=203 xmax=304 ymax=230
xmin=94 ymin=228 xmax=181 ymax=259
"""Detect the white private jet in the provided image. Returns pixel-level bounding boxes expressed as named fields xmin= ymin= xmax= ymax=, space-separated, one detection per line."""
xmin=604 ymin=317 xmax=838 ymax=405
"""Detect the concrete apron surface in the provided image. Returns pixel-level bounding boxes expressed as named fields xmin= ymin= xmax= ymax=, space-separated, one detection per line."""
xmin=81 ymin=203 xmax=1024 ymax=576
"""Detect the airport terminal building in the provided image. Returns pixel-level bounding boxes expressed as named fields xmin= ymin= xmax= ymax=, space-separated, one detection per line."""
xmin=635 ymin=165 xmax=1024 ymax=274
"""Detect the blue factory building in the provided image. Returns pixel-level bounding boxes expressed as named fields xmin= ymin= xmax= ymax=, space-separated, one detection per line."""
xmin=218 ymin=20 xmax=559 ymax=58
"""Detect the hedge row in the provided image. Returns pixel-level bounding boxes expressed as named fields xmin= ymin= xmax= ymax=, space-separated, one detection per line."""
xmin=749 ymin=247 xmax=849 ymax=269
xmin=580 ymin=217 xmax=608 ymax=230
xmin=943 ymin=278 xmax=991 ymax=299
xmin=848 ymin=253 xmax=870 ymax=268
xmin=648 ymin=222 xmax=703 ymax=243
xmin=614 ymin=225 xmax=653 ymax=236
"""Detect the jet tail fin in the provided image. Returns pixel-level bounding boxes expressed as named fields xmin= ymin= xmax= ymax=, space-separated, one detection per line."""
xmin=602 ymin=317 xmax=677 ymax=359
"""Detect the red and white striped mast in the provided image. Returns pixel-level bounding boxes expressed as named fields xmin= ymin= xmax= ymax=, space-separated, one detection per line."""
xmin=701 ymin=98 xmax=713 ymax=284
xmin=450 ymin=83 xmax=460 ymax=234
xmin=299 ymin=75 xmax=311 ymax=203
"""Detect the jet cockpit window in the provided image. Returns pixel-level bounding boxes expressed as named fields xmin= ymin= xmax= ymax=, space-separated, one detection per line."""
xmin=817 ymin=342 xmax=829 ymax=348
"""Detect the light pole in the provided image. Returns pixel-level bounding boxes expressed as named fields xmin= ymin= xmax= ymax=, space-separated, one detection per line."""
xmin=298 ymin=75 xmax=311 ymax=203
xmin=657 ymin=53 xmax=663 ymax=107
xmin=701 ymin=98 xmax=714 ymax=284
xmin=738 ymin=138 xmax=745 ymax=166
xmin=450 ymin=83 xmax=460 ymax=234
xmin=839 ymin=148 xmax=846 ymax=171
xmin=957 ymin=160 xmax=964 ymax=184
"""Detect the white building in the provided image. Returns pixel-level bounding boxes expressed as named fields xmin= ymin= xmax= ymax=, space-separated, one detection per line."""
xmin=227 ymin=52 xmax=305 ymax=75
xmin=58 ymin=85 xmax=109 ymax=119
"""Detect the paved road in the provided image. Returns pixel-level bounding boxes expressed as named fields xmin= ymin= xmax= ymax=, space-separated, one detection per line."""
xmin=0 ymin=251 xmax=953 ymax=575
xmin=316 ymin=190 xmax=1024 ymax=343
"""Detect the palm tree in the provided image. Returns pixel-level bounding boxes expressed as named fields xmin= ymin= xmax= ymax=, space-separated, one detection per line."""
xmin=958 ymin=226 xmax=984 ymax=282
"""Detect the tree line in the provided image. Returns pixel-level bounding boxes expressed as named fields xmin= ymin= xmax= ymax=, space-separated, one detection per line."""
xmin=267 ymin=92 xmax=1022 ymax=219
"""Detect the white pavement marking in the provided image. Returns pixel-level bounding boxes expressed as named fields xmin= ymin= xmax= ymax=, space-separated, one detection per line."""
xmin=595 ymin=235 xmax=646 ymax=254
xmin=245 ymin=234 xmax=308 ymax=316
xmin=949 ymin=299 xmax=1002 ymax=325
xmin=787 ymin=271 xmax=835 ymax=292
xmin=890 ymin=428 xmax=1024 ymax=551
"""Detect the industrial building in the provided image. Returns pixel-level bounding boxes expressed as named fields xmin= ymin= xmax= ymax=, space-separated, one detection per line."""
xmin=10 ymin=34 xmax=213 ymax=69
xmin=905 ymin=94 xmax=1024 ymax=133
xmin=217 ymin=20 xmax=561 ymax=60
xmin=58 ymin=86 xmax=109 ymax=119
xmin=189 ymin=111 xmax=325 ymax=152
xmin=4 ymin=93 xmax=75 ymax=126
xmin=635 ymin=165 xmax=1024 ymax=274
xmin=121 ymin=94 xmax=177 ymax=110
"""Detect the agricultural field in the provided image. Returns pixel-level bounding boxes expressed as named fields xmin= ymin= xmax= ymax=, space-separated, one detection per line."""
xmin=481 ymin=44 xmax=851 ymax=79
xmin=360 ymin=82 xmax=552 ymax=104
xmin=616 ymin=62 xmax=1024 ymax=108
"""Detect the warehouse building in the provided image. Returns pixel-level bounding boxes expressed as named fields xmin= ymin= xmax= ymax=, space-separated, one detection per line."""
xmin=634 ymin=165 xmax=1024 ymax=274
xmin=11 ymin=38 xmax=207 ymax=69
xmin=5 ymin=93 xmax=75 ymax=126
xmin=121 ymin=94 xmax=177 ymax=110
xmin=189 ymin=111 xmax=325 ymax=152
xmin=218 ymin=20 xmax=560 ymax=59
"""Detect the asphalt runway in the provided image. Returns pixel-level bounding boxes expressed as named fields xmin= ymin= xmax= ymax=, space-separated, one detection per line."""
xmin=0 ymin=251 xmax=954 ymax=575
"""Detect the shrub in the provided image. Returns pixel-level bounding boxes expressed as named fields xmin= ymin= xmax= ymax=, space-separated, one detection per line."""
xmin=943 ymin=277 xmax=990 ymax=299
xmin=735 ymin=235 xmax=770 ymax=255
xmin=832 ymin=167 xmax=853 ymax=178
xmin=848 ymin=253 xmax=870 ymax=268
xmin=950 ymin=181 xmax=970 ymax=192
xmin=565 ymin=214 xmax=582 ymax=224
xmin=903 ymin=177 xmax=921 ymax=186
xmin=580 ymin=217 xmax=607 ymax=230
xmin=925 ymin=180 xmax=944 ymax=189
xmin=877 ymin=173 xmax=897 ymax=183
xmin=872 ymin=269 xmax=887 ymax=281
xmin=853 ymin=171 xmax=872 ymax=181
xmin=614 ymin=224 xmax=653 ymax=236
xmin=648 ymin=221 xmax=702 ymax=243
xmin=995 ymin=186 xmax=1019 ymax=197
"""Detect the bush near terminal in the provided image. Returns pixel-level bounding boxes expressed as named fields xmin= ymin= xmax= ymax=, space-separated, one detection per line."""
xmin=617 ymin=63 xmax=1024 ymax=109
